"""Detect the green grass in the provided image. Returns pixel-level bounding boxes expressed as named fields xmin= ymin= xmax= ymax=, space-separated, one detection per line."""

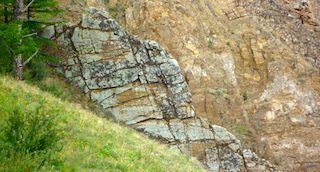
xmin=233 ymin=125 xmax=248 ymax=136
xmin=0 ymin=76 xmax=204 ymax=172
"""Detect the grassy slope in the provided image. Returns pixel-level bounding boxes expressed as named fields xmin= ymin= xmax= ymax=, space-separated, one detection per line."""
xmin=0 ymin=76 xmax=204 ymax=172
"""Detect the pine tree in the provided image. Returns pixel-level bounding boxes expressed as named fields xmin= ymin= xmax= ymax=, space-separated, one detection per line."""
xmin=0 ymin=0 xmax=60 ymax=79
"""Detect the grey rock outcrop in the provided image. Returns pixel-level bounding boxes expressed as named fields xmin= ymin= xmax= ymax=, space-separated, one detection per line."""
xmin=45 ymin=7 xmax=278 ymax=172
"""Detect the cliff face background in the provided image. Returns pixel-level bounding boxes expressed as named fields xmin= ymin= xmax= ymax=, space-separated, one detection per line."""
xmin=58 ymin=0 xmax=320 ymax=171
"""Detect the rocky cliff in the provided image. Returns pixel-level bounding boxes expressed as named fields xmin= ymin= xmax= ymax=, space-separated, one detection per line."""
xmin=101 ymin=0 xmax=320 ymax=171
xmin=52 ymin=0 xmax=320 ymax=171
xmin=43 ymin=7 xmax=278 ymax=171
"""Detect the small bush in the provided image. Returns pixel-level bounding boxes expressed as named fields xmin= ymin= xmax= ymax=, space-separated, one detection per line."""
xmin=233 ymin=125 xmax=248 ymax=136
xmin=24 ymin=60 xmax=47 ymax=81
xmin=4 ymin=108 xmax=60 ymax=154
xmin=0 ymin=105 xmax=63 ymax=170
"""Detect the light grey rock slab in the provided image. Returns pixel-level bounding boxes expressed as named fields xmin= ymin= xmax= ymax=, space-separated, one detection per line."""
xmin=134 ymin=120 xmax=174 ymax=141
xmin=41 ymin=25 xmax=55 ymax=39
xmin=186 ymin=119 xmax=214 ymax=141
xmin=211 ymin=125 xmax=241 ymax=150
xmin=205 ymin=147 xmax=220 ymax=172
xmin=169 ymin=119 xmax=187 ymax=142
xmin=111 ymin=105 xmax=163 ymax=125
xmin=71 ymin=28 xmax=111 ymax=54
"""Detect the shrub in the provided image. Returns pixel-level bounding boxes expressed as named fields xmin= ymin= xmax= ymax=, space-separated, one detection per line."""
xmin=0 ymin=105 xmax=63 ymax=170
xmin=4 ymin=107 xmax=60 ymax=154
xmin=24 ymin=60 xmax=46 ymax=81
xmin=233 ymin=125 xmax=248 ymax=136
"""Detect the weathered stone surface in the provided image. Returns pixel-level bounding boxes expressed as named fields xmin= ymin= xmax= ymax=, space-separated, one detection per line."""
xmin=41 ymin=25 xmax=55 ymax=39
xmin=59 ymin=0 xmax=320 ymax=170
xmin=212 ymin=125 xmax=238 ymax=143
xmin=168 ymin=119 xmax=187 ymax=141
xmin=135 ymin=120 xmax=175 ymax=141
xmin=205 ymin=148 xmax=220 ymax=172
xmin=101 ymin=0 xmax=320 ymax=171
xmin=243 ymin=149 xmax=278 ymax=172
xmin=71 ymin=28 xmax=113 ymax=54
xmin=185 ymin=119 xmax=214 ymax=141
xmin=218 ymin=147 xmax=243 ymax=172
xmin=54 ymin=7 xmax=278 ymax=172
xmin=81 ymin=7 xmax=120 ymax=31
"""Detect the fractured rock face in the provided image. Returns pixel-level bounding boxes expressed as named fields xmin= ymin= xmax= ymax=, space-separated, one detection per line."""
xmin=50 ymin=7 xmax=277 ymax=172
xmin=100 ymin=0 xmax=320 ymax=171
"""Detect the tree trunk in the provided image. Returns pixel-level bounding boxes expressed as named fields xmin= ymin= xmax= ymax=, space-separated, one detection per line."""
xmin=13 ymin=0 xmax=25 ymax=80
xmin=13 ymin=55 xmax=24 ymax=80
xmin=13 ymin=0 xmax=24 ymax=19
xmin=4 ymin=6 xmax=8 ymax=23
xmin=27 ymin=7 xmax=30 ymax=20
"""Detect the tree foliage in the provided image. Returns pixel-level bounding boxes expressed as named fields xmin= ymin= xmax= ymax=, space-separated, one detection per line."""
xmin=0 ymin=22 xmax=37 ymax=59
xmin=0 ymin=0 xmax=61 ymax=77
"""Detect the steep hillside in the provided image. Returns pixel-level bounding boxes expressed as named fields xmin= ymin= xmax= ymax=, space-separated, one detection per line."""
xmin=99 ymin=0 xmax=320 ymax=171
xmin=0 ymin=76 xmax=204 ymax=171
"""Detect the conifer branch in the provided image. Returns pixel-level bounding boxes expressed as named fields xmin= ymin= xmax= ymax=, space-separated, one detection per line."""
xmin=24 ymin=0 xmax=35 ymax=12
xmin=23 ymin=49 xmax=39 ymax=66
